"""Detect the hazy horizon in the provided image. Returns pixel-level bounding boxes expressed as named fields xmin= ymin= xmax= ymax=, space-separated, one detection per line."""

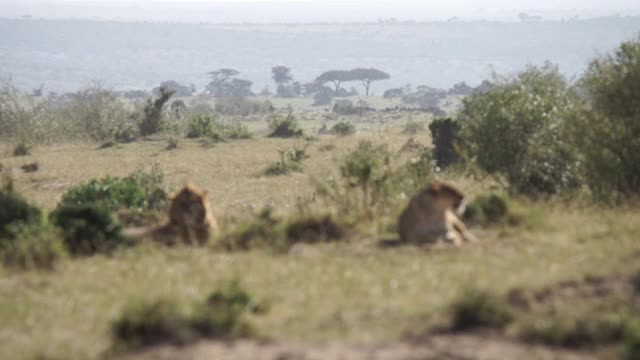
xmin=2 ymin=0 xmax=640 ymax=23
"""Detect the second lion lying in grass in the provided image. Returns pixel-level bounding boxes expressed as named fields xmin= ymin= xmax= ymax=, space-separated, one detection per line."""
xmin=124 ymin=182 xmax=219 ymax=245
xmin=398 ymin=181 xmax=476 ymax=246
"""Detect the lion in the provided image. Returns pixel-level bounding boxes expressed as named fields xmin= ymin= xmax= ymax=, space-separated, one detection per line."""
xmin=398 ymin=181 xmax=476 ymax=246
xmin=124 ymin=182 xmax=219 ymax=245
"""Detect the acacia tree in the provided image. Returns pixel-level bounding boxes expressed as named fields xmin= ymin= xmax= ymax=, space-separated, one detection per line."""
xmin=349 ymin=68 xmax=390 ymax=96
xmin=315 ymin=70 xmax=354 ymax=93
xmin=272 ymin=66 xmax=293 ymax=87
xmin=206 ymin=68 xmax=253 ymax=97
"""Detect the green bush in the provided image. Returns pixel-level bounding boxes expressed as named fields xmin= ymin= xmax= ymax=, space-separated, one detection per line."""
xmin=268 ymin=113 xmax=304 ymax=138
xmin=62 ymin=86 xmax=135 ymax=142
xmin=262 ymin=145 xmax=308 ymax=176
xmin=138 ymin=87 xmax=174 ymax=136
xmin=315 ymin=140 xmax=394 ymax=221
xmin=51 ymin=204 xmax=126 ymax=256
xmin=13 ymin=143 xmax=31 ymax=156
xmin=112 ymin=282 xmax=263 ymax=349
xmin=0 ymin=83 xmax=59 ymax=144
xmin=458 ymin=63 xmax=580 ymax=195
xmin=566 ymin=38 xmax=640 ymax=200
xmin=187 ymin=115 xmax=251 ymax=141
xmin=463 ymin=193 xmax=509 ymax=224
xmin=429 ymin=118 xmax=461 ymax=168
xmin=224 ymin=120 xmax=252 ymax=140
xmin=59 ymin=166 xmax=167 ymax=213
xmin=331 ymin=120 xmax=356 ymax=136
xmin=448 ymin=288 xmax=513 ymax=331
xmin=186 ymin=114 xmax=223 ymax=139
xmin=1 ymin=222 xmax=66 ymax=271
xmin=59 ymin=177 xmax=147 ymax=212
xmin=0 ymin=176 xmax=42 ymax=239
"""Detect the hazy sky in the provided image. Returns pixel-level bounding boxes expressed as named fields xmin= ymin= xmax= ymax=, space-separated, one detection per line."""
xmin=1 ymin=0 xmax=639 ymax=22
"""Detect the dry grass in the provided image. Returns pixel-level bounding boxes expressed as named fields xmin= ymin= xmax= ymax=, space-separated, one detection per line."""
xmin=0 ymin=110 xmax=638 ymax=359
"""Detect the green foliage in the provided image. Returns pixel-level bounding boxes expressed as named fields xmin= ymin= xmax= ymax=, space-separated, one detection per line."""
xmin=448 ymin=288 xmax=513 ymax=331
xmin=315 ymin=141 xmax=396 ymax=221
xmin=59 ymin=165 xmax=167 ymax=213
xmin=566 ymin=37 xmax=640 ymax=200
xmin=331 ymin=120 xmax=356 ymax=136
xmin=13 ymin=143 xmax=31 ymax=156
xmin=0 ymin=176 xmax=42 ymax=239
xmin=429 ymin=118 xmax=461 ymax=168
xmin=268 ymin=113 xmax=304 ymax=138
xmin=401 ymin=119 xmax=426 ymax=134
xmin=404 ymin=147 xmax=434 ymax=186
xmin=458 ymin=63 xmax=580 ymax=195
xmin=186 ymin=114 xmax=223 ymax=140
xmin=1 ymin=222 xmax=66 ymax=271
xmin=112 ymin=282 xmax=264 ymax=349
xmin=262 ymin=145 xmax=308 ymax=176
xmin=138 ymin=87 xmax=174 ymax=136
xmin=0 ymin=82 xmax=59 ymax=144
xmin=59 ymin=177 xmax=147 ymax=212
xmin=187 ymin=115 xmax=251 ymax=141
xmin=63 ymin=86 xmax=136 ymax=142
xmin=463 ymin=193 xmax=509 ymax=224
xmin=51 ymin=204 xmax=125 ymax=256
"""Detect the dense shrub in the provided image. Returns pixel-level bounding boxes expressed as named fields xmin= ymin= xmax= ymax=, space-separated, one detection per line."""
xmin=268 ymin=113 xmax=304 ymax=138
xmin=13 ymin=143 xmax=31 ymax=156
xmin=0 ymin=176 xmax=42 ymax=239
xmin=566 ymin=38 xmax=640 ymax=200
xmin=458 ymin=63 xmax=580 ymax=195
xmin=0 ymin=82 xmax=60 ymax=144
xmin=138 ymin=87 xmax=174 ymax=136
xmin=462 ymin=193 xmax=509 ymax=224
xmin=1 ymin=222 xmax=66 ymax=271
xmin=331 ymin=120 xmax=356 ymax=136
xmin=62 ymin=86 xmax=135 ymax=142
xmin=112 ymin=282 xmax=264 ymax=349
xmin=429 ymin=118 xmax=461 ymax=168
xmin=59 ymin=166 xmax=167 ymax=213
xmin=51 ymin=204 xmax=125 ymax=256
xmin=59 ymin=177 xmax=147 ymax=212
xmin=186 ymin=114 xmax=224 ymax=140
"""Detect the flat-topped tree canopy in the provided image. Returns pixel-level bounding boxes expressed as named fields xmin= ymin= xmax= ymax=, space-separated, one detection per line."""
xmin=349 ymin=68 xmax=390 ymax=96
xmin=315 ymin=70 xmax=355 ymax=93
